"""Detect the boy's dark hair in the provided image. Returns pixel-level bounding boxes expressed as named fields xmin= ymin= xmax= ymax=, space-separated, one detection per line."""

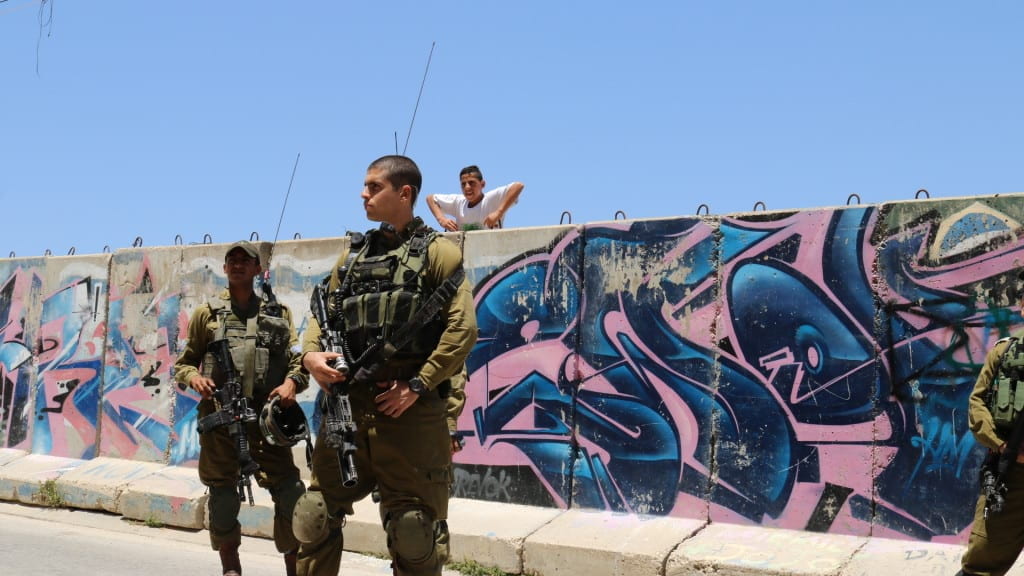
xmin=369 ymin=155 xmax=422 ymax=204
xmin=459 ymin=165 xmax=484 ymax=181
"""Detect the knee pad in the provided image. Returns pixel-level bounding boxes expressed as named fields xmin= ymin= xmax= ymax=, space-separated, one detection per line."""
xmin=385 ymin=508 xmax=436 ymax=564
xmin=292 ymin=491 xmax=331 ymax=546
xmin=208 ymin=486 xmax=241 ymax=534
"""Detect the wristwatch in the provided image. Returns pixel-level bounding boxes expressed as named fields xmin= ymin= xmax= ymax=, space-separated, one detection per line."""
xmin=407 ymin=376 xmax=428 ymax=396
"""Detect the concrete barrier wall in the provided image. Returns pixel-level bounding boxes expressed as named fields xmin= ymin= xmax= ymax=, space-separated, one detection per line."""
xmin=2 ymin=194 xmax=1022 ymax=545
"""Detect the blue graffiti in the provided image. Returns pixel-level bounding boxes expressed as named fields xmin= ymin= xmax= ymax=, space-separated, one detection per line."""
xmin=469 ymin=205 xmax=1024 ymax=538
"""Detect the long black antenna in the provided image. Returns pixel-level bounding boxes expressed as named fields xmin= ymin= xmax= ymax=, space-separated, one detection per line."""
xmin=402 ymin=41 xmax=436 ymax=155
xmin=267 ymin=152 xmax=300 ymax=270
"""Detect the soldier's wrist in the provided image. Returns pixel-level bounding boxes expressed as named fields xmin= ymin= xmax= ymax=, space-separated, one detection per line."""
xmin=407 ymin=376 xmax=428 ymax=396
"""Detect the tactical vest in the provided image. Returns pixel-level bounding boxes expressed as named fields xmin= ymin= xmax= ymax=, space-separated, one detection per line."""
xmin=988 ymin=337 xmax=1024 ymax=431
xmin=203 ymin=296 xmax=293 ymax=398
xmin=331 ymin=223 xmax=445 ymax=379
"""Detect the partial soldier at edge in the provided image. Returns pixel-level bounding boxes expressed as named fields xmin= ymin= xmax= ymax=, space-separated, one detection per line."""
xmin=960 ymin=274 xmax=1024 ymax=576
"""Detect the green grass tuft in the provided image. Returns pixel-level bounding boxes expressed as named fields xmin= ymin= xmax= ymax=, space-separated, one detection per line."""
xmin=144 ymin=514 xmax=165 ymax=528
xmin=35 ymin=479 xmax=65 ymax=508
xmin=447 ymin=559 xmax=518 ymax=576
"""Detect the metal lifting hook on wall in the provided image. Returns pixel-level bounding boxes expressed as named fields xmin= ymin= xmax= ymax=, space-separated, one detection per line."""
xmin=847 ymin=193 xmax=861 ymax=205
xmin=203 ymin=234 xmax=212 ymax=244
xmin=614 ymin=210 xmax=627 ymax=220
xmin=560 ymin=211 xmax=573 ymax=225
xmin=67 ymin=247 xmax=76 ymax=255
xmin=696 ymin=204 xmax=710 ymax=215
xmin=132 ymin=236 xmax=143 ymax=248
xmin=753 ymin=201 xmax=767 ymax=211
xmin=44 ymin=249 xmax=52 ymax=256
xmin=174 ymin=235 xmax=183 ymax=246
xmin=250 ymin=231 xmax=259 ymax=241
xmin=293 ymin=232 xmax=302 ymax=240
xmin=916 ymin=189 xmax=930 ymax=199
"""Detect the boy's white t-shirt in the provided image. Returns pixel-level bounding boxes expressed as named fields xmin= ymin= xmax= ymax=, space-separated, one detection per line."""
xmin=431 ymin=184 xmax=517 ymax=230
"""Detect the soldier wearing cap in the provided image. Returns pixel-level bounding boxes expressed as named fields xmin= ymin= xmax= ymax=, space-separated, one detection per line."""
xmin=174 ymin=240 xmax=309 ymax=576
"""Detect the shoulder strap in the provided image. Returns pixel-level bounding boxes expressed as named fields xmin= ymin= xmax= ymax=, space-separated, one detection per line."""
xmin=996 ymin=336 xmax=1020 ymax=372
xmin=408 ymin=227 xmax=437 ymax=257
xmin=339 ymin=231 xmax=370 ymax=295
xmin=207 ymin=298 xmax=229 ymax=340
xmin=208 ymin=297 xmax=227 ymax=314
xmin=242 ymin=315 xmax=258 ymax=397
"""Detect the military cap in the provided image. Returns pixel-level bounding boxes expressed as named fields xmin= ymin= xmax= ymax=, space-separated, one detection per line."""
xmin=225 ymin=240 xmax=260 ymax=263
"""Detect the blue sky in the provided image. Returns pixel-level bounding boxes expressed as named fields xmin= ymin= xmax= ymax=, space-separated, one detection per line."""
xmin=2 ymin=1 xmax=1022 ymax=258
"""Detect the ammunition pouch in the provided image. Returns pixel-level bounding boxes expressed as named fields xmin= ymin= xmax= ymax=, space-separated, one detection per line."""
xmin=989 ymin=338 xmax=1024 ymax=432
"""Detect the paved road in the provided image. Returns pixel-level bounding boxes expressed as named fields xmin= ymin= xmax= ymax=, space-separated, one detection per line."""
xmin=0 ymin=501 xmax=403 ymax=576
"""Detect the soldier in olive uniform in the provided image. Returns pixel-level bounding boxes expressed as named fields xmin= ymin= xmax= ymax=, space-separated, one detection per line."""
xmin=960 ymin=302 xmax=1024 ymax=576
xmin=293 ymin=155 xmax=477 ymax=576
xmin=175 ymin=240 xmax=309 ymax=576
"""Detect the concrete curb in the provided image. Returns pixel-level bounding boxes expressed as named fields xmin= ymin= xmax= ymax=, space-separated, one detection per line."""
xmin=57 ymin=457 xmax=164 ymax=513
xmin=450 ymin=498 xmax=563 ymax=574
xmin=666 ymin=523 xmax=867 ymax=575
xmin=0 ymin=450 xmax=84 ymax=505
xmin=118 ymin=464 xmax=208 ymax=528
xmin=525 ymin=510 xmax=704 ymax=576
xmin=0 ymin=449 xmax=976 ymax=575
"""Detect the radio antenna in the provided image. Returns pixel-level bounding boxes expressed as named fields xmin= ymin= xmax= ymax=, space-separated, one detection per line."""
xmin=256 ymin=152 xmax=300 ymax=312
xmin=269 ymin=152 xmax=300 ymax=265
xmin=402 ymin=41 xmax=436 ymax=155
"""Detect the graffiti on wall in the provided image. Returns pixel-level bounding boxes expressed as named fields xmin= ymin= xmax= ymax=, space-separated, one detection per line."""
xmin=0 ymin=262 xmax=41 ymax=450
xmin=455 ymin=201 xmax=1024 ymax=542
xmin=33 ymin=264 xmax=108 ymax=459
xmin=6 ymin=198 xmax=1024 ymax=543
xmin=103 ymin=253 xmax=182 ymax=462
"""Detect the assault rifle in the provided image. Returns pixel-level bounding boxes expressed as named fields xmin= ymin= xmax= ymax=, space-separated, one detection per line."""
xmin=981 ymin=452 xmax=1007 ymax=518
xmin=981 ymin=412 xmax=1024 ymax=518
xmin=196 ymin=338 xmax=260 ymax=505
xmin=310 ymin=280 xmax=359 ymax=488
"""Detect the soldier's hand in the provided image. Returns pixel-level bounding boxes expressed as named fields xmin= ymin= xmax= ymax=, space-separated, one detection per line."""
xmin=302 ymin=352 xmax=347 ymax=392
xmin=188 ymin=375 xmax=216 ymax=400
xmin=270 ymin=378 xmax=298 ymax=407
xmin=374 ymin=380 xmax=419 ymax=418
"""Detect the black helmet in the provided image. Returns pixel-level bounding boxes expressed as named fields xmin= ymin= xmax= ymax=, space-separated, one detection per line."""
xmin=259 ymin=396 xmax=310 ymax=447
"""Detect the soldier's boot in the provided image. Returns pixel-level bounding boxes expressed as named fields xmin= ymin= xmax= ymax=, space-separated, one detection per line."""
xmin=284 ymin=550 xmax=297 ymax=576
xmin=219 ymin=542 xmax=242 ymax=576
